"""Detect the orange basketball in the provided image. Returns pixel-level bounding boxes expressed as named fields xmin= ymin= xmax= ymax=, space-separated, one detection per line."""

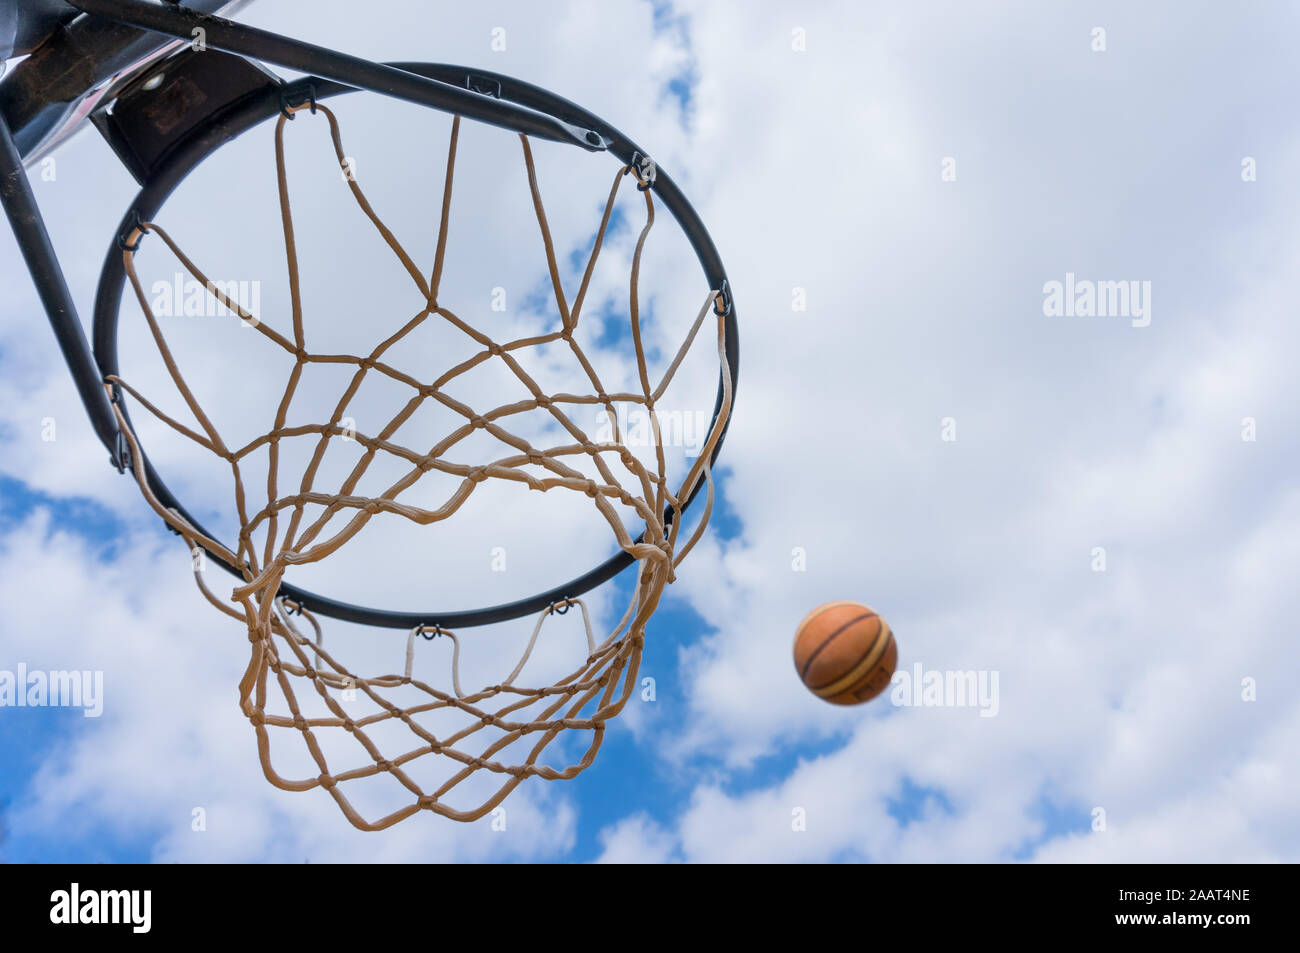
xmin=793 ymin=601 xmax=897 ymax=705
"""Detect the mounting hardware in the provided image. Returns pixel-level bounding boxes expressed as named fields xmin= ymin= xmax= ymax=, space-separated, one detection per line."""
xmin=111 ymin=431 xmax=131 ymax=473
xmin=107 ymin=383 xmax=132 ymax=473
xmin=629 ymin=152 xmax=656 ymax=191
xmin=116 ymin=210 xmax=147 ymax=252
xmin=713 ymin=279 xmax=733 ymax=318
xmin=466 ymin=74 xmax=502 ymax=99
xmin=279 ymin=81 xmax=317 ymax=119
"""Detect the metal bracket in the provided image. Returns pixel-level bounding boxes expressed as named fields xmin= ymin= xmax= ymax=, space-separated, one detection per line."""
xmin=630 ymin=152 xmax=656 ymax=191
xmin=713 ymin=279 xmax=733 ymax=318
xmin=466 ymin=74 xmax=501 ymax=99
xmin=279 ymin=79 xmax=317 ymax=118
xmin=112 ymin=431 xmax=131 ymax=473
xmin=107 ymin=384 xmax=132 ymax=473
xmin=116 ymin=209 xmax=146 ymax=252
xmin=92 ymin=46 xmax=284 ymax=185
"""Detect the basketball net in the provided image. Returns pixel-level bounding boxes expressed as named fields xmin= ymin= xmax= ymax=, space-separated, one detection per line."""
xmin=105 ymin=102 xmax=732 ymax=828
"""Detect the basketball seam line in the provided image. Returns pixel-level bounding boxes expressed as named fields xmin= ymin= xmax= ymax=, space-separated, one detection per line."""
xmin=816 ymin=630 xmax=893 ymax=697
xmin=799 ymin=612 xmax=876 ymax=680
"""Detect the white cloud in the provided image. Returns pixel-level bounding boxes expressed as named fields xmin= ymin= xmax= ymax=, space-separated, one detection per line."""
xmin=595 ymin=813 xmax=678 ymax=863
xmin=595 ymin=0 xmax=1300 ymax=862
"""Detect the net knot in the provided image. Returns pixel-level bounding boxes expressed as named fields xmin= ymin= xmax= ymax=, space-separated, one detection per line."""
xmin=527 ymin=450 xmax=546 ymax=466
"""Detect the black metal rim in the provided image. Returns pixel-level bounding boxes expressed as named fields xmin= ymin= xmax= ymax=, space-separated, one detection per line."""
xmin=92 ymin=62 xmax=739 ymax=629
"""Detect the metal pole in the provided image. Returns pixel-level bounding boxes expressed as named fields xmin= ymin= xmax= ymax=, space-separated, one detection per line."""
xmin=0 ymin=114 xmax=122 ymax=464
xmin=67 ymin=0 xmax=607 ymax=152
